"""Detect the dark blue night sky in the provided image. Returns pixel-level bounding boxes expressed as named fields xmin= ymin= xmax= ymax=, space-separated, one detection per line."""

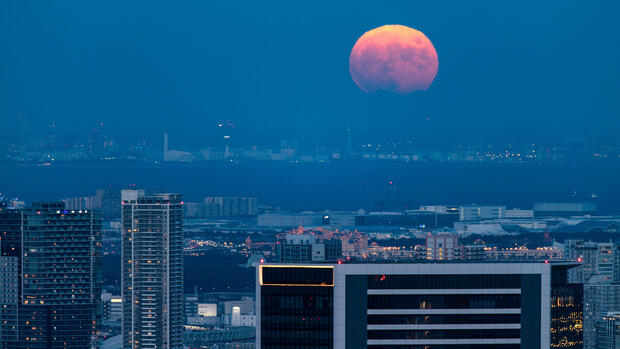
xmin=1 ymin=0 xmax=619 ymax=146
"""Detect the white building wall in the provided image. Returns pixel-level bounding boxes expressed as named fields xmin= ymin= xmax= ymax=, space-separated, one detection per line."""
xmin=333 ymin=263 xmax=553 ymax=349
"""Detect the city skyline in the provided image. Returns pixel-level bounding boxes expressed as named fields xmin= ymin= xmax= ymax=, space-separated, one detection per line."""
xmin=2 ymin=0 xmax=620 ymax=347
xmin=4 ymin=186 xmax=620 ymax=347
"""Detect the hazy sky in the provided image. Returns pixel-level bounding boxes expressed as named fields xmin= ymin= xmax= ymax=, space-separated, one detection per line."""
xmin=1 ymin=0 xmax=619 ymax=146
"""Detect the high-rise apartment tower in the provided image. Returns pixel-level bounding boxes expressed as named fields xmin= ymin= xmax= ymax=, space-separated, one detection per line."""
xmin=121 ymin=190 xmax=184 ymax=349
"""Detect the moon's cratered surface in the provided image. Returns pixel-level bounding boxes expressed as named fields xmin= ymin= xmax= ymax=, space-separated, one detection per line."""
xmin=350 ymin=25 xmax=438 ymax=94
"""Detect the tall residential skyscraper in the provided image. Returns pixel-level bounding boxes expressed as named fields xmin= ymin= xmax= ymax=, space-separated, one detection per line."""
xmin=121 ymin=190 xmax=184 ymax=349
xmin=0 ymin=254 xmax=18 ymax=348
xmin=0 ymin=202 xmax=102 ymax=348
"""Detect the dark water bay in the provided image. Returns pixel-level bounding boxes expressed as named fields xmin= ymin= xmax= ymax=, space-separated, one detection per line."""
xmin=2 ymin=160 xmax=619 ymax=213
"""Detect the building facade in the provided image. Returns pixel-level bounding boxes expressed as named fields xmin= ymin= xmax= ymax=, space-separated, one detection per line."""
xmin=459 ymin=205 xmax=506 ymax=221
xmin=461 ymin=244 xmax=486 ymax=260
xmin=0 ymin=202 xmax=102 ymax=348
xmin=582 ymin=279 xmax=620 ymax=349
xmin=96 ymin=188 xmax=122 ymax=221
xmin=566 ymin=240 xmax=617 ymax=283
xmin=276 ymin=233 xmax=342 ymax=263
xmin=534 ymin=202 xmax=596 ymax=217
xmin=258 ymin=212 xmax=325 ymax=228
xmin=204 ymin=197 xmax=259 ymax=217
xmin=62 ymin=196 xmax=98 ymax=211
xmin=60 ymin=188 xmax=122 ymax=221
xmin=355 ymin=211 xmax=458 ymax=229
xmin=425 ymin=233 xmax=459 ymax=260
xmin=257 ymin=262 xmax=583 ymax=349
xmin=121 ymin=190 xmax=184 ymax=349
xmin=102 ymin=293 xmax=123 ymax=322
xmin=594 ymin=311 xmax=620 ymax=349
xmin=0 ymin=255 xmax=18 ymax=348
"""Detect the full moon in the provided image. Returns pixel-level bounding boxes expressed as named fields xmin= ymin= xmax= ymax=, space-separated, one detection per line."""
xmin=350 ymin=25 xmax=438 ymax=94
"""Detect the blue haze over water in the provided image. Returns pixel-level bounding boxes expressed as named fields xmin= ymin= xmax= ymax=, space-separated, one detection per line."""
xmin=2 ymin=161 xmax=619 ymax=214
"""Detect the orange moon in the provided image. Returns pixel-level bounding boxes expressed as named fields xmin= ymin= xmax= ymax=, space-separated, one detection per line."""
xmin=350 ymin=25 xmax=438 ymax=94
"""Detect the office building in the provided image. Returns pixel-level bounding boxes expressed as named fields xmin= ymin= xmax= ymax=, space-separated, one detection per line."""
xmin=121 ymin=190 xmax=184 ymax=349
xmin=551 ymin=282 xmax=585 ymax=348
xmin=566 ymin=240 xmax=617 ymax=283
xmin=96 ymin=188 xmax=122 ymax=221
xmin=504 ymin=208 xmax=535 ymax=218
xmin=355 ymin=211 xmax=459 ymax=229
xmin=459 ymin=205 xmax=506 ymax=221
xmin=486 ymin=246 xmax=564 ymax=261
xmin=276 ymin=233 xmax=342 ymax=263
xmin=185 ymin=197 xmax=260 ymax=219
xmin=0 ymin=202 xmax=102 ymax=348
xmin=595 ymin=311 xmax=620 ymax=349
xmin=60 ymin=188 xmax=122 ymax=221
xmin=184 ymin=296 xmax=199 ymax=320
xmin=321 ymin=211 xmax=357 ymax=227
xmin=534 ymin=202 xmax=596 ymax=217
xmin=62 ymin=195 xmax=98 ymax=210
xmin=454 ymin=218 xmax=548 ymax=236
xmin=222 ymin=296 xmax=255 ymax=316
xmin=258 ymin=212 xmax=325 ymax=228
xmin=582 ymin=278 xmax=620 ymax=349
xmin=461 ymin=244 xmax=486 ymax=260
xmin=419 ymin=205 xmax=460 ymax=215
xmin=102 ymin=293 xmax=123 ymax=322
xmin=225 ymin=306 xmax=256 ymax=327
xmin=197 ymin=303 xmax=217 ymax=317
xmin=183 ymin=202 xmax=206 ymax=219
xmin=257 ymin=262 xmax=583 ymax=349
xmin=205 ymin=197 xmax=259 ymax=217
